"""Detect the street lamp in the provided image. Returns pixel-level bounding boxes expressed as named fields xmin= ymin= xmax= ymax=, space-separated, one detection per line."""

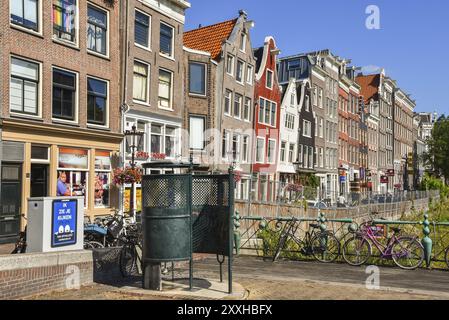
xmin=124 ymin=125 xmax=145 ymax=217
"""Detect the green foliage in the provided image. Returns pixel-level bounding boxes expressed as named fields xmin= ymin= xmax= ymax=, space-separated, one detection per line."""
xmin=420 ymin=173 xmax=449 ymax=198
xmin=424 ymin=115 xmax=449 ymax=184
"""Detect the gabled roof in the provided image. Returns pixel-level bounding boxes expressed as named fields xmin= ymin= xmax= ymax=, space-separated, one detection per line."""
xmin=253 ymin=46 xmax=264 ymax=73
xmin=183 ymin=19 xmax=238 ymax=61
xmin=356 ymin=74 xmax=380 ymax=104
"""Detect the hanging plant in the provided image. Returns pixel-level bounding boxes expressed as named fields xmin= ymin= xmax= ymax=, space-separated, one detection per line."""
xmin=285 ymin=183 xmax=303 ymax=193
xmin=113 ymin=167 xmax=142 ymax=186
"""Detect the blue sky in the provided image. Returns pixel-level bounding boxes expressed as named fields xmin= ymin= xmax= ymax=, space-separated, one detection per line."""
xmin=185 ymin=0 xmax=449 ymax=115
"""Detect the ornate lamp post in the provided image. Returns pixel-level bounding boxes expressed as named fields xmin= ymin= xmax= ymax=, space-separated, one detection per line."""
xmin=124 ymin=125 xmax=145 ymax=217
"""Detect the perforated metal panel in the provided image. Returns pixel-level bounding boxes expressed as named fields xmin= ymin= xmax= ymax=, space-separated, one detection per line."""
xmin=142 ymin=175 xmax=189 ymax=208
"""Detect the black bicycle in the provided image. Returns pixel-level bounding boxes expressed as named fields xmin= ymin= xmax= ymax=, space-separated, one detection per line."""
xmin=11 ymin=215 xmax=27 ymax=254
xmin=119 ymin=230 xmax=143 ymax=277
xmin=273 ymin=217 xmax=341 ymax=263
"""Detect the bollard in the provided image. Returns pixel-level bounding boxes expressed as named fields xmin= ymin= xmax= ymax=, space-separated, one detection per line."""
xmin=421 ymin=213 xmax=433 ymax=268
xmin=233 ymin=211 xmax=241 ymax=255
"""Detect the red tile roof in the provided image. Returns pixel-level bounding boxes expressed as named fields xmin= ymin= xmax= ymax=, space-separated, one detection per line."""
xmin=356 ymin=74 xmax=380 ymax=104
xmin=184 ymin=19 xmax=238 ymax=60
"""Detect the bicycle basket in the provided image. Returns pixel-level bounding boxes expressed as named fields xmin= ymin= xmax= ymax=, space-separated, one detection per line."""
xmin=108 ymin=219 xmax=124 ymax=238
xmin=84 ymin=224 xmax=107 ymax=236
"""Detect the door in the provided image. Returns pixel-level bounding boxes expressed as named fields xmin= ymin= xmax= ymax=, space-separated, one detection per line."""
xmin=31 ymin=164 xmax=48 ymax=197
xmin=0 ymin=163 xmax=22 ymax=243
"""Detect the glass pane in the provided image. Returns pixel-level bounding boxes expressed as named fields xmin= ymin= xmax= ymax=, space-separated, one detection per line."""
xmin=11 ymin=58 xmax=39 ymax=80
xmin=10 ymin=78 xmax=23 ymax=112
xmin=135 ymin=22 xmax=149 ymax=47
xmin=189 ymin=63 xmax=205 ymax=94
xmin=24 ymin=0 xmax=38 ymax=25
xmin=94 ymin=172 xmax=110 ymax=207
xmin=165 ymin=136 xmax=175 ymax=157
xmin=190 ymin=117 xmax=204 ymax=149
xmin=23 ymin=80 xmax=37 ymax=113
xmin=133 ymin=74 xmax=147 ymax=101
xmin=88 ymin=6 xmax=106 ymax=27
xmin=160 ymin=24 xmax=173 ymax=55
xmin=11 ymin=0 xmax=23 ymax=21
xmin=53 ymin=69 xmax=75 ymax=88
xmin=151 ymin=124 xmax=162 ymax=134
xmin=87 ymin=78 xmax=106 ymax=95
xmin=151 ymin=135 xmax=161 ymax=153
xmin=31 ymin=146 xmax=49 ymax=160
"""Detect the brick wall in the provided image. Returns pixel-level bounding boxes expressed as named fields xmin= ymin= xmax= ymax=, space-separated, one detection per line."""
xmin=0 ymin=250 xmax=93 ymax=300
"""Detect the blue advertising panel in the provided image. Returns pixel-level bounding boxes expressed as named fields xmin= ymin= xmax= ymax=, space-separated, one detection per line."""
xmin=51 ymin=199 xmax=77 ymax=247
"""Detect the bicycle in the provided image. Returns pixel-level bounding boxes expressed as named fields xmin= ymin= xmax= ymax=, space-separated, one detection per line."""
xmin=11 ymin=214 xmax=27 ymax=254
xmin=272 ymin=217 xmax=341 ymax=263
xmin=342 ymin=220 xmax=425 ymax=270
xmin=119 ymin=228 xmax=143 ymax=277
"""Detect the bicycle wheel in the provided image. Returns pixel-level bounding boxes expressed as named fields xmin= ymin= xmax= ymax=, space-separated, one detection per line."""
xmin=311 ymin=232 xmax=341 ymax=263
xmin=342 ymin=235 xmax=372 ymax=266
xmin=84 ymin=241 xmax=104 ymax=249
xmin=392 ymin=237 xmax=424 ymax=270
xmin=120 ymin=243 xmax=137 ymax=277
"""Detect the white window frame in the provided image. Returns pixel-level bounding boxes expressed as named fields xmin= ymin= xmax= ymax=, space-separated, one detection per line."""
xmin=86 ymin=1 xmax=110 ymax=58
xmin=243 ymin=97 xmax=251 ymax=122
xmin=9 ymin=55 xmax=43 ymax=119
xmin=240 ymin=32 xmax=246 ymax=52
xmin=52 ymin=0 xmax=80 ymax=49
xmin=158 ymin=68 xmax=173 ymax=110
xmin=233 ymin=93 xmax=242 ymax=119
xmin=226 ymin=54 xmax=235 ymax=76
xmin=134 ymin=8 xmax=151 ymax=51
xmin=224 ymin=89 xmax=232 ymax=116
xmin=242 ymin=135 xmax=249 ymax=163
xmin=246 ymin=64 xmax=253 ymax=84
xmin=236 ymin=59 xmax=245 ymax=84
xmin=159 ymin=21 xmax=175 ymax=59
xmin=258 ymin=97 xmax=277 ymax=128
xmin=86 ymin=75 xmax=109 ymax=129
xmin=266 ymin=69 xmax=273 ymax=89
xmin=303 ymin=120 xmax=312 ymax=138
xmin=267 ymin=139 xmax=276 ymax=164
xmin=9 ymin=0 xmax=43 ymax=36
xmin=189 ymin=115 xmax=205 ymax=150
xmin=222 ymin=130 xmax=230 ymax=160
xmin=255 ymin=137 xmax=265 ymax=164
xmin=188 ymin=62 xmax=207 ymax=97
xmin=51 ymin=66 xmax=79 ymax=124
xmin=132 ymin=59 xmax=151 ymax=106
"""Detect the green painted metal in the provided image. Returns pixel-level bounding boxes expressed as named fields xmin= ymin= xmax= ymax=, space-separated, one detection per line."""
xmin=422 ymin=213 xmax=433 ymax=268
xmin=233 ymin=211 xmax=241 ymax=255
xmin=319 ymin=212 xmax=327 ymax=232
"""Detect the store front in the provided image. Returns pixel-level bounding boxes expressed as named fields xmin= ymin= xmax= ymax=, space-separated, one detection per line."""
xmin=1 ymin=120 xmax=123 ymax=234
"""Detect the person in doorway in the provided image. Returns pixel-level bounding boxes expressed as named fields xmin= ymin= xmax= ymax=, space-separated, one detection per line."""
xmin=57 ymin=171 xmax=71 ymax=196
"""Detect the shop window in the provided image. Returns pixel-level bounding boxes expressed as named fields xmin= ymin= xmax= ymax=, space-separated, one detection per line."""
xmin=57 ymin=147 xmax=88 ymax=207
xmin=94 ymin=150 xmax=111 ymax=208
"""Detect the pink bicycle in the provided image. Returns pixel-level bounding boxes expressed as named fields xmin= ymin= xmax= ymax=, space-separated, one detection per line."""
xmin=342 ymin=221 xmax=425 ymax=270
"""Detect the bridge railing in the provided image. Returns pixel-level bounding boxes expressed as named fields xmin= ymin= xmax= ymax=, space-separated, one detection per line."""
xmin=233 ymin=212 xmax=449 ymax=270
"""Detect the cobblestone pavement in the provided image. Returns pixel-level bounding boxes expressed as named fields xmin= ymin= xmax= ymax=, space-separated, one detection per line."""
xmin=24 ymin=256 xmax=449 ymax=300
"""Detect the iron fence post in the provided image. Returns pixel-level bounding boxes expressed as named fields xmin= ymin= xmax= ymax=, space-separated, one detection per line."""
xmin=422 ymin=212 xmax=433 ymax=268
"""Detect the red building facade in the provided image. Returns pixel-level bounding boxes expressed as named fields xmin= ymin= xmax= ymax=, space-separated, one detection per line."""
xmin=252 ymin=37 xmax=281 ymax=202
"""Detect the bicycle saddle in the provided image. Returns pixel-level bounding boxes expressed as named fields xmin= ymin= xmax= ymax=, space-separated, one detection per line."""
xmin=310 ymin=223 xmax=320 ymax=229
xmin=391 ymin=227 xmax=401 ymax=233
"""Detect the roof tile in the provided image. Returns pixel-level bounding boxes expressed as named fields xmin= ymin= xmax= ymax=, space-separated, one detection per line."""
xmin=184 ymin=19 xmax=238 ymax=60
xmin=356 ymin=74 xmax=380 ymax=104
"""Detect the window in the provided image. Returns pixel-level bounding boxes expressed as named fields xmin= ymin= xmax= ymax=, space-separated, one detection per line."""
xmin=87 ymin=77 xmax=107 ymax=125
xmin=10 ymin=57 xmax=39 ymax=115
xmin=160 ymin=22 xmax=173 ymax=57
xmin=305 ymin=95 xmax=310 ymax=112
xmin=158 ymin=69 xmax=172 ymax=109
xmin=312 ymin=86 xmax=318 ymax=106
xmin=94 ymin=150 xmax=111 ymax=208
xmin=232 ymin=134 xmax=240 ymax=161
xmin=288 ymin=144 xmax=295 ymax=163
xmin=242 ymin=135 xmax=249 ymax=163
xmin=87 ymin=5 xmax=107 ymax=55
xmin=189 ymin=116 xmax=204 ymax=150
xmin=243 ymin=97 xmax=251 ymax=121
xmin=267 ymin=140 xmax=276 ymax=164
xmin=266 ymin=70 xmax=273 ymax=89
xmin=165 ymin=126 xmax=176 ymax=158
xmin=226 ymin=55 xmax=235 ymax=76
xmin=303 ymin=120 xmax=312 ymax=137
xmin=189 ymin=63 xmax=206 ymax=95
xmin=259 ymin=98 xmax=276 ymax=126
xmin=299 ymin=144 xmax=303 ymax=166
xmin=10 ymin=0 xmax=38 ymax=31
xmin=236 ymin=60 xmax=244 ymax=83
xmin=222 ymin=130 xmax=229 ymax=159
xmin=285 ymin=113 xmax=295 ymax=130
xmin=246 ymin=65 xmax=253 ymax=84
xmin=224 ymin=90 xmax=232 ymax=115
xmin=133 ymin=61 xmax=149 ymax=103
xmin=309 ymin=146 xmax=313 ymax=168
xmin=240 ymin=33 xmax=246 ymax=52
xmin=53 ymin=0 xmax=77 ymax=43
xmin=280 ymin=142 xmax=286 ymax=162
xmin=135 ymin=10 xmax=150 ymax=48
xmin=318 ymin=88 xmax=323 ymax=108
xmin=52 ymin=68 xmax=76 ymax=120
xmin=150 ymin=124 xmax=162 ymax=154
xmin=256 ymin=138 xmax=265 ymax=163
xmin=234 ymin=94 xmax=242 ymax=118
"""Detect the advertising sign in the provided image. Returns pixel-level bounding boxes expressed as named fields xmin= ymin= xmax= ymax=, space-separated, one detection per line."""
xmin=58 ymin=147 xmax=88 ymax=170
xmin=387 ymin=169 xmax=395 ymax=177
xmin=95 ymin=150 xmax=111 ymax=171
xmin=380 ymin=176 xmax=389 ymax=184
xmin=51 ymin=199 xmax=77 ymax=247
xmin=124 ymin=186 xmax=142 ymax=213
